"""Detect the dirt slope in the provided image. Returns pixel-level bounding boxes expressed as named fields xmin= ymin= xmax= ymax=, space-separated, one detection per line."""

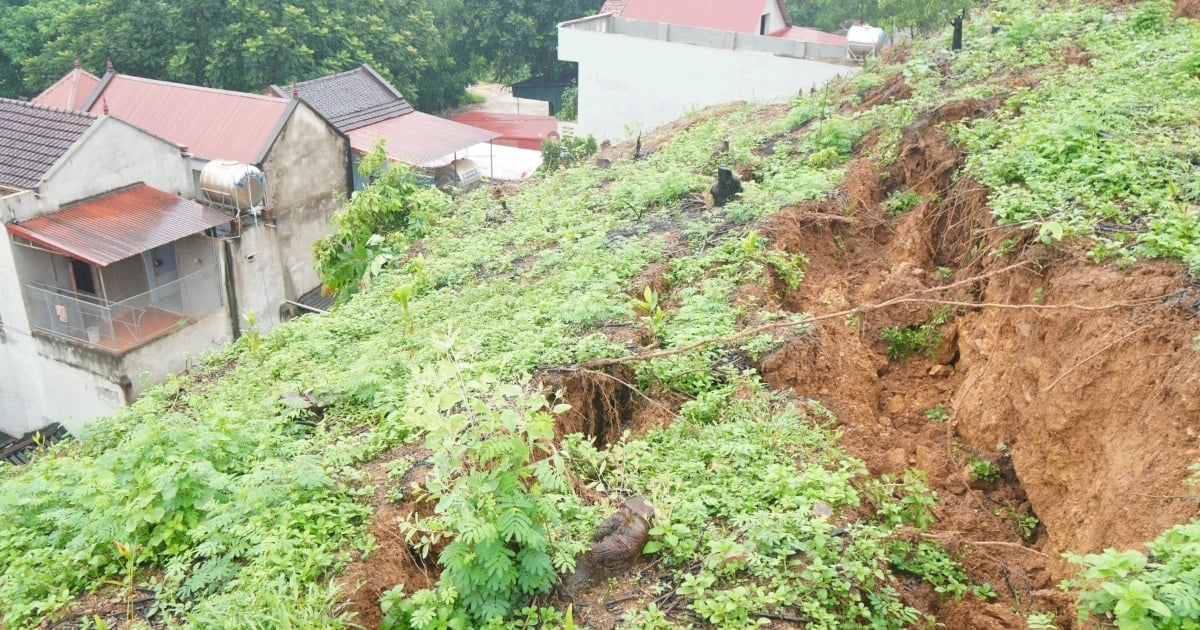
xmin=751 ymin=90 xmax=1200 ymax=626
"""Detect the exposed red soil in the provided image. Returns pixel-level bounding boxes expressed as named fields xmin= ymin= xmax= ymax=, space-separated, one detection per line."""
xmin=753 ymin=99 xmax=1200 ymax=627
xmin=857 ymin=72 xmax=913 ymax=110
xmin=1175 ymin=0 xmax=1200 ymax=19
xmin=338 ymin=96 xmax=1200 ymax=628
xmin=338 ymin=447 xmax=441 ymax=629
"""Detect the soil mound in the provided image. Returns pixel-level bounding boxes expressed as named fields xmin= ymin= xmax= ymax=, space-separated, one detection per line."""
xmin=756 ymin=100 xmax=1200 ymax=626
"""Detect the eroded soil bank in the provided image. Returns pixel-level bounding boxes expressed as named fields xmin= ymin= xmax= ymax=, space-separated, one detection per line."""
xmin=753 ymin=100 xmax=1200 ymax=626
xmin=337 ymin=94 xmax=1200 ymax=628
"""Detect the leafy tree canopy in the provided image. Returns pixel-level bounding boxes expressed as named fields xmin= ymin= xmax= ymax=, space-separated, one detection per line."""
xmin=787 ymin=0 xmax=976 ymax=42
xmin=2 ymin=0 xmax=466 ymax=111
xmin=437 ymin=0 xmax=595 ymax=83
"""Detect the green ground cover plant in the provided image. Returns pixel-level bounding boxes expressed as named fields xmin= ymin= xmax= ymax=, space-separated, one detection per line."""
xmin=4 ymin=0 xmax=1200 ymax=625
xmin=0 ymin=98 xmax=882 ymax=627
xmin=563 ymin=379 xmax=973 ymax=629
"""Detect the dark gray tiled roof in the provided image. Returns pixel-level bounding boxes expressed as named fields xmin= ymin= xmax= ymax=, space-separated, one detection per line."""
xmin=0 ymin=98 xmax=96 ymax=190
xmin=276 ymin=65 xmax=414 ymax=133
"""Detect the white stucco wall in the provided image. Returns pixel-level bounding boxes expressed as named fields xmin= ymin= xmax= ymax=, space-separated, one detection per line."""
xmin=0 ymin=331 xmax=124 ymax=434
xmin=759 ymin=0 xmax=787 ymax=34
xmin=0 ymin=117 xmax=219 ymax=436
xmin=560 ymin=19 xmax=856 ymax=141
xmin=10 ymin=117 xmax=192 ymax=222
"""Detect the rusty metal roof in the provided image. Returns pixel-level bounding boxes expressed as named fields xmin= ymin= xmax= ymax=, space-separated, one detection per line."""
xmin=620 ymin=0 xmax=788 ymax=33
xmin=0 ymin=98 xmax=97 ymax=190
xmin=347 ymin=111 xmax=499 ymax=166
xmin=270 ymin=65 xmax=415 ymax=132
xmin=33 ymin=67 xmax=102 ymax=111
xmin=83 ymin=74 xmax=290 ymax=163
xmin=6 ymin=184 xmax=230 ymax=266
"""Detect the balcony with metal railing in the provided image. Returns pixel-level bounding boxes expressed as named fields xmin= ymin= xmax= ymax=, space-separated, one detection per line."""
xmin=24 ymin=265 xmax=224 ymax=354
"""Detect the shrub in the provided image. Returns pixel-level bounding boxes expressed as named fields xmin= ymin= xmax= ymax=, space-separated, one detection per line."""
xmin=539 ymin=135 xmax=598 ymax=173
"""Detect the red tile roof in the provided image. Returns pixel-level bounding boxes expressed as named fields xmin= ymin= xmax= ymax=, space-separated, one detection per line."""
xmin=347 ymin=111 xmax=499 ymax=166
xmin=32 ymin=67 xmax=101 ymax=111
xmin=450 ymin=112 xmax=558 ymax=151
xmin=6 ymin=184 xmax=231 ymax=266
xmin=83 ymin=74 xmax=290 ymax=163
xmin=619 ymin=0 xmax=785 ymax=33
xmin=771 ymin=26 xmax=848 ymax=47
xmin=0 ymin=98 xmax=97 ymax=190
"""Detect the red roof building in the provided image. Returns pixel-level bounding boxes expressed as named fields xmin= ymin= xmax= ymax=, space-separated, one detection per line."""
xmin=6 ymin=184 xmax=229 ymax=267
xmin=32 ymin=63 xmax=100 ymax=111
xmin=772 ymin=26 xmax=848 ymax=47
xmin=266 ymin=65 xmax=498 ymax=167
xmin=74 ymin=73 xmax=291 ymax=164
xmin=616 ymin=0 xmax=791 ymax=34
xmin=602 ymin=0 xmax=844 ymax=45
xmin=450 ymin=112 xmax=559 ymax=152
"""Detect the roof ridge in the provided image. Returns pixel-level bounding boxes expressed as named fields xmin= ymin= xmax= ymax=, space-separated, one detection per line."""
xmin=106 ymin=74 xmax=291 ymax=104
xmin=0 ymin=97 xmax=98 ymax=119
xmin=293 ymin=65 xmax=371 ymax=88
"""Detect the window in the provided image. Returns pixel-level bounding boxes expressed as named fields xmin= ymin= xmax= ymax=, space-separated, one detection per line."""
xmin=760 ymin=14 xmax=769 ymax=35
xmin=70 ymin=258 xmax=96 ymax=295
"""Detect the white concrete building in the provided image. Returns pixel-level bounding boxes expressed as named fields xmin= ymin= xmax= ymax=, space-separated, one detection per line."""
xmin=559 ymin=0 xmax=857 ymax=141
xmin=0 ymin=99 xmax=232 ymax=435
xmin=37 ymin=70 xmax=353 ymax=331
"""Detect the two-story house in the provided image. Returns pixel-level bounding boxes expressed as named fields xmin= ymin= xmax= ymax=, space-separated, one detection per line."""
xmin=36 ymin=67 xmax=352 ymax=331
xmin=0 ymin=98 xmax=233 ymax=435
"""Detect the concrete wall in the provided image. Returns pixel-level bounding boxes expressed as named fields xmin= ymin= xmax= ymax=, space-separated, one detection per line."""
xmin=119 ymin=308 xmax=228 ymax=400
xmin=0 ymin=117 xmax=218 ymax=436
xmin=0 ymin=307 xmax=229 ymax=435
xmin=101 ymin=255 xmax=148 ymax=302
xmin=760 ymin=0 xmax=787 ymax=34
xmin=560 ymin=16 xmax=856 ymax=141
xmin=237 ymin=102 xmax=348 ymax=331
xmin=10 ymin=117 xmax=192 ymax=222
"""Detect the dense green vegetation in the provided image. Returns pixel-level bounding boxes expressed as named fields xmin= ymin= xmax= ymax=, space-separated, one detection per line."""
xmin=787 ymin=0 xmax=977 ymax=39
xmin=0 ymin=0 xmax=595 ymax=108
xmin=5 ymin=0 xmax=1200 ymax=627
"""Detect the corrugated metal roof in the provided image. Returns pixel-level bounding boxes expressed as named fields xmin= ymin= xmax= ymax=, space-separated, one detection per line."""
xmin=6 ymin=184 xmax=230 ymax=266
xmin=0 ymin=98 xmax=97 ymax=190
xmin=450 ymin=112 xmax=558 ymax=151
xmin=347 ymin=111 xmax=500 ymax=166
xmin=33 ymin=67 xmax=102 ymax=111
xmin=620 ymin=0 xmax=774 ymax=32
xmin=293 ymin=285 xmax=335 ymax=314
xmin=270 ymin=65 xmax=414 ymax=132
xmin=772 ymin=26 xmax=847 ymax=46
xmin=85 ymin=74 xmax=290 ymax=163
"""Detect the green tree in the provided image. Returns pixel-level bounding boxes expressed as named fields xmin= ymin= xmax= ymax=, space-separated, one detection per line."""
xmin=0 ymin=0 xmax=77 ymax=98
xmin=17 ymin=0 xmax=464 ymax=110
xmin=878 ymin=0 xmax=977 ymax=49
xmin=439 ymin=0 xmax=595 ymax=83
xmin=314 ymin=143 xmax=450 ymax=300
xmin=786 ymin=0 xmax=881 ymax=33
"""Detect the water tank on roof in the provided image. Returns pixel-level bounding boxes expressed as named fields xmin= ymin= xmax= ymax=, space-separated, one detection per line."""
xmin=434 ymin=159 xmax=482 ymax=191
xmin=847 ymin=24 xmax=886 ymax=62
xmin=200 ymin=160 xmax=267 ymax=211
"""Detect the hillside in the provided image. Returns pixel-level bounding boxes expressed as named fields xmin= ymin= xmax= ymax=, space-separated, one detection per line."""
xmin=4 ymin=0 xmax=1200 ymax=628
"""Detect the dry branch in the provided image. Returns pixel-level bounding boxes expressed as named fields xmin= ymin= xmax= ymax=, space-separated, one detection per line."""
xmin=580 ymin=261 xmax=1170 ymax=369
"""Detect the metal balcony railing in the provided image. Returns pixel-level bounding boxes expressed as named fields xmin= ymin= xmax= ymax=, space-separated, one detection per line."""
xmin=24 ymin=265 xmax=223 ymax=352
